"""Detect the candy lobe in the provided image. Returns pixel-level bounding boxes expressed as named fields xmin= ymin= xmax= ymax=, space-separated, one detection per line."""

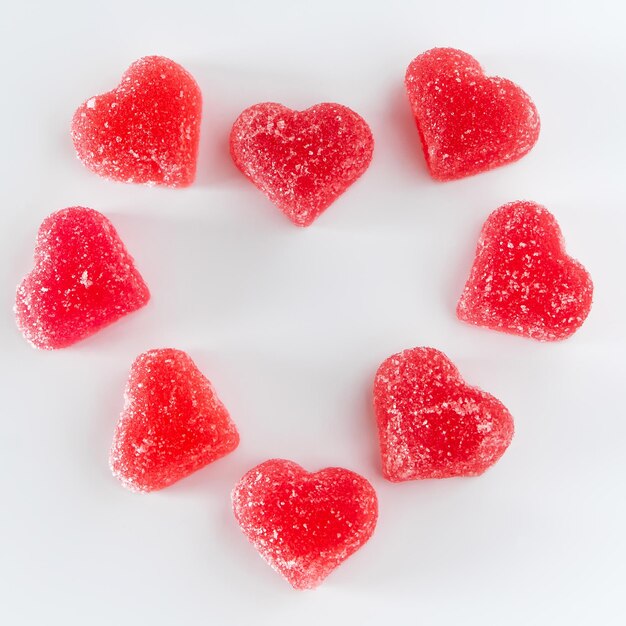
xmin=232 ymin=459 xmax=378 ymax=589
xmin=230 ymin=102 xmax=374 ymax=226
xmin=374 ymin=347 xmax=514 ymax=481
xmin=110 ymin=349 xmax=239 ymax=493
xmin=15 ymin=207 xmax=149 ymax=349
xmin=405 ymin=47 xmax=540 ymax=180
xmin=71 ymin=56 xmax=202 ymax=187
xmin=457 ymin=201 xmax=593 ymax=341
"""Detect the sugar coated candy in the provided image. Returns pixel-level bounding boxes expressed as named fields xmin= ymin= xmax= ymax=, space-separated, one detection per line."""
xmin=230 ymin=103 xmax=374 ymax=226
xmin=232 ymin=459 xmax=378 ymax=589
xmin=405 ymin=47 xmax=540 ymax=181
xmin=71 ymin=56 xmax=202 ymax=187
xmin=15 ymin=207 xmax=149 ymax=349
xmin=374 ymin=347 xmax=514 ymax=481
xmin=457 ymin=201 xmax=593 ymax=341
xmin=110 ymin=349 xmax=239 ymax=493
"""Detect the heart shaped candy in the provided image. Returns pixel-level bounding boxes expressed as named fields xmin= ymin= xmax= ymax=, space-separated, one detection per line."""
xmin=71 ymin=56 xmax=202 ymax=187
xmin=405 ymin=47 xmax=540 ymax=180
xmin=232 ymin=459 xmax=378 ymax=589
xmin=15 ymin=207 xmax=150 ymax=349
xmin=110 ymin=349 xmax=239 ymax=493
xmin=457 ymin=201 xmax=593 ymax=341
xmin=230 ymin=102 xmax=374 ymax=226
xmin=374 ymin=347 xmax=514 ymax=481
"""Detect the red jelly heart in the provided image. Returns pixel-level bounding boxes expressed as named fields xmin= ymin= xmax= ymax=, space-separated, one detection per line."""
xmin=230 ymin=102 xmax=374 ymax=226
xmin=232 ymin=459 xmax=378 ymax=589
xmin=15 ymin=207 xmax=149 ymax=350
xmin=405 ymin=47 xmax=540 ymax=181
xmin=71 ymin=56 xmax=202 ymax=187
xmin=374 ymin=347 xmax=514 ymax=481
xmin=110 ymin=349 xmax=239 ymax=493
xmin=457 ymin=201 xmax=593 ymax=341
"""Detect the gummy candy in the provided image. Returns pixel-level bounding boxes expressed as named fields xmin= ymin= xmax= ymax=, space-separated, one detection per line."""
xmin=71 ymin=56 xmax=202 ymax=187
xmin=15 ymin=207 xmax=150 ymax=350
xmin=457 ymin=201 xmax=593 ymax=341
xmin=405 ymin=47 xmax=540 ymax=181
xmin=232 ymin=459 xmax=378 ymax=589
xmin=374 ymin=347 xmax=514 ymax=481
xmin=230 ymin=102 xmax=374 ymax=226
xmin=110 ymin=349 xmax=239 ymax=493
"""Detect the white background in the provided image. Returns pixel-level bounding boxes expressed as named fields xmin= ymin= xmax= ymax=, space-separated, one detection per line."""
xmin=1 ymin=1 xmax=625 ymax=624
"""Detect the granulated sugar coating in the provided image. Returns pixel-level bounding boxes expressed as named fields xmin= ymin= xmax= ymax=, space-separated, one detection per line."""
xmin=230 ymin=103 xmax=374 ymax=226
xmin=110 ymin=349 xmax=239 ymax=493
xmin=232 ymin=459 xmax=378 ymax=589
xmin=15 ymin=207 xmax=149 ymax=349
xmin=457 ymin=201 xmax=593 ymax=341
xmin=374 ymin=347 xmax=514 ymax=481
xmin=405 ymin=48 xmax=540 ymax=181
xmin=71 ymin=56 xmax=201 ymax=187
